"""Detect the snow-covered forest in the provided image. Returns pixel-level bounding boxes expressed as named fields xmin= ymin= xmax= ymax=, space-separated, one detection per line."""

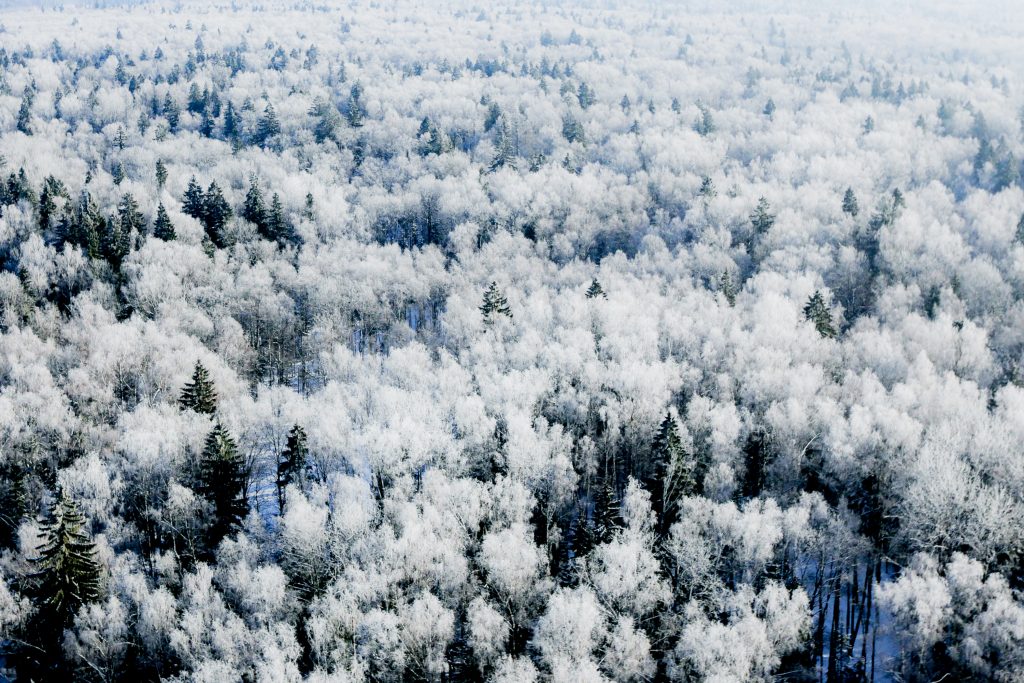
xmin=1 ymin=0 xmax=1023 ymax=680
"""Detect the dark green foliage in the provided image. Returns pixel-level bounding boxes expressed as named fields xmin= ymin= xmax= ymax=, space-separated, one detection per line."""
xmin=347 ymin=82 xmax=365 ymax=127
xmin=182 ymin=176 xmax=205 ymax=219
xmin=256 ymin=102 xmax=281 ymax=146
xmin=484 ymin=101 xmax=502 ymax=132
xmin=804 ymin=290 xmax=837 ymax=338
xmin=489 ymin=118 xmax=517 ymax=171
xmin=276 ymin=424 xmax=309 ymax=513
xmin=310 ymin=97 xmax=342 ymax=143
xmin=163 ymin=93 xmax=180 ymax=132
xmin=719 ymin=271 xmax=737 ymax=306
xmin=842 ymin=187 xmax=859 ymax=217
xmin=577 ymin=81 xmax=595 ymax=109
xmin=698 ymin=175 xmax=716 ymax=199
xmin=0 ymin=459 xmax=28 ymax=549
xmin=750 ymin=196 xmax=775 ymax=234
xmin=266 ymin=192 xmax=293 ymax=245
xmin=31 ymin=494 xmax=102 ymax=629
xmin=763 ymin=98 xmax=776 ymax=117
xmin=694 ymin=102 xmax=715 ymax=136
xmin=223 ymin=101 xmax=239 ymax=140
xmin=199 ymin=423 xmax=248 ymax=545
xmin=742 ymin=429 xmax=768 ymax=499
xmin=38 ymin=175 xmax=69 ymax=234
xmin=117 ymin=193 xmax=144 ymax=236
xmin=585 ymin=278 xmax=606 ymax=299
xmin=155 ymin=158 xmax=168 ymax=188
xmin=153 ymin=202 xmax=175 ymax=240
xmin=561 ymin=113 xmax=584 ymax=144
xmin=16 ymin=86 xmax=33 ymax=134
xmin=480 ymin=281 xmax=512 ymax=325
xmin=649 ymin=411 xmax=694 ymax=533
xmin=242 ymin=176 xmax=267 ymax=232
xmin=201 ymin=181 xmax=233 ymax=246
xmin=179 ymin=361 xmax=217 ymax=414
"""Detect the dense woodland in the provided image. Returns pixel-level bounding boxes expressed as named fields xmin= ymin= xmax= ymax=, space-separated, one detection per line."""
xmin=1 ymin=0 xmax=1024 ymax=681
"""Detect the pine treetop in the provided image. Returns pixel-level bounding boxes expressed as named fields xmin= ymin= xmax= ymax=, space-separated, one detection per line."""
xmin=179 ymin=361 xmax=217 ymax=414
xmin=480 ymin=281 xmax=512 ymax=324
xmin=586 ymin=277 xmax=606 ymax=299
xmin=31 ymin=493 xmax=102 ymax=623
xmin=803 ymin=290 xmax=837 ymax=338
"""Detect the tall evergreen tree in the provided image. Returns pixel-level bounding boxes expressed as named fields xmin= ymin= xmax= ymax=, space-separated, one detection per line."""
xmin=223 ymin=101 xmax=239 ymax=140
xmin=842 ymin=187 xmax=859 ymax=217
xmin=804 ymin=290 xmax=837 ymax=338
xmin=266 ymin=192 xmax=291 ymax=245
xmin=182 ymin=175 xmax=205 ymax=219
xmin=750 ymin=196 xmax=775 ymax=234
xmin=162 ymin=93 xmax=180 ymax=132
xmin=198 ymin=423 xmax=247 ymax=545
xmin=698 ymin=175 xmax=716 ymax=199
xmin=742 ymin=430 xmax=768 ymax=499
xmin=117 ymin=193 xmax=144 ymax=236
xmin=31 ymin=494 xmax=102 ymax=630
xmin=257 ymin=102 xmax=281 ymax=146
xmin=202 ymin=181 xmax=232 ymax=247
xmin=276 ymin=424 xmax=309 ymax=513
xmin=585 ymin=278 xmax=606 ymax=299
xmin=153 ymin=202 xmax=175 ymax=240
xmin=489 ymin=118 xmax=517 ymax=172
xmin=649 ymin=411 xmax=695 ymax=533
xmin=718 ymin=271 xmax=737 ymax=306
xmin=16 ymin=85 xmax=33 ymax=135
xmin=694 ymin=102 xmax=715 ymax=136
xmin=179 ymin=361 xmax=217 ymax=414
xmin=480 ymin=281 xmax=512 ymax=325
xmin=155 ymin=158 xmax=168 ymax=189
xmin=346 ymin=82 xmax=365 ymax=128
xmin=242 ymin=176 xmax=267 ymax=232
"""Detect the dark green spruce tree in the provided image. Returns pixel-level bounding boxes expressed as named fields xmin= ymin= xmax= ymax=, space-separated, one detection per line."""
xmin=842 ymin=187 xmax=859 ymax=217
xmin=198 ymin=423 xmax=248 ymax=546
xmin=750 ymin=196 xmax=775 ymax=234
xmin=153 ymin=202 xmax=176 ymax=240
xmin=276 ymin=424 xmax=309 ymax=513
xmin=649 ymin=411 xmax=695 ymax=534
xmin=585 ymin=278 xmax=606 ymax=299
xmin=804 ymin=290 xmax=837 ymax=338
xmin=480 ymin=281 xmax=512 ymax=325
xmin=31 ymin=494 xmax=102 ymax=632
xmin=179 ymin=361 xmax=217 ymax=414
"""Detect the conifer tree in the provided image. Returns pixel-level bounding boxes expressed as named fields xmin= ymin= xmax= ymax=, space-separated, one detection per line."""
xmin=649 ymin=411 xmax=694 ymax=534
xmin=276 ymin=424 xmax=309 ymax=513
xmin=489 ymin=118 xmax=517 ymax=172
xmin=198 ymin=423 xmax=247 ymax=544
xmin=484 ymin=101 xmax=502 ymax=132
xmin=718 ymin=271 xmax=737 ymax=306
xmin=694 ymin=102 xmax=715 ymax=136
xmin=750 ymin=196 xmax=775 ymax=234
xmin=17 ymin=86 xmax=34 ymax=135
xmin=242 ymin=176 xmax=267 ymax=232
xmin=698 ymin=175 xmax=716 ymax=199
xmin=585 ymin=278 xmax=606 ymax=299
xmin=480 ymin=281 xmax=512 ymax=325
xmin=31 ymin=494 xmax=102 ymax=630
xmin=742 ymin=430 xmax=768 ymax=499
xmin=202 ymin=181 xmax=232 ymax=247
xmin=763 ymin=98 xmax=776 ymax=118
xmin=347 ymin=83 xmax=365 ymax=128
xmin=804 ymin=290 xmax=837 ymax=338
xmin=257 ymin=102 xmax=281 ymax=146
xmin=1016 ymin=212 xmax=1024 ymax=244
xmin=266 ymin=192 xmax=291 ymax=245
xmin=223 ymin=101 xmax=238 ymax=141
xmin=182 ymin=175 xmax=205 ymax=219
xmin=153 ymin=202 xmax=175 ymax=240
xmin=842 ymin=187 xmax=859 ymax=217
xmin=179 ymin=361 xmax=217 ymax=414
xmin=155 ymin=159 xmax=168 ymax=189
xmin=117 ymin=193 xmax=144 ymax=237
xmin=162 ymin=93 xmax=180 ymax=132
